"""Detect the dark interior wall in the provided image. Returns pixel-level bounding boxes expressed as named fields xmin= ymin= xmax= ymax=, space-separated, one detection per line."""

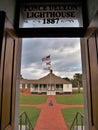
xmin=87 ymin=0 xmax=98 ymax=23
xmin=0 ymin=0 xmax=16 ymax=25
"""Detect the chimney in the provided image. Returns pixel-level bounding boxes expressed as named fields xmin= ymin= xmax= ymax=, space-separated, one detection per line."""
xmin=50 ymin=69 xmax=53 ymax=73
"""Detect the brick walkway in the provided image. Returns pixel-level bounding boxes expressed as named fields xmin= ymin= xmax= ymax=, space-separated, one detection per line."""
xmin=34 ymin=96 xmax=68 ymax=130
xmin=20 ymin=96 xmax=83 ymax=130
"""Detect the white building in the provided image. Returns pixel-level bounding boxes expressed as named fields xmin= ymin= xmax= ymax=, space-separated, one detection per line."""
xmin=20 ymin=70 xmax=72 ymax=95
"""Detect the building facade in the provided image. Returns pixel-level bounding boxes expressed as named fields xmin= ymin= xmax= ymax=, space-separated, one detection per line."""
xmin=20 ymin=70 xmax=72 ymax=95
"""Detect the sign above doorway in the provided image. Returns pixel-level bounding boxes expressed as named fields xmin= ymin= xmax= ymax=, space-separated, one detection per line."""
xmin=20 ymin=2 xmax=83 ymax=28
xmin=14 ymin=0 xmax=88 ymax=37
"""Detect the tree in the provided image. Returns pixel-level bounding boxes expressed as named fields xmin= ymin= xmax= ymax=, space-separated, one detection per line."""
xmin=63 ymin=77 xmax=71 ymax=82
xmin=73 ymin=73 xmax=82 ymax=93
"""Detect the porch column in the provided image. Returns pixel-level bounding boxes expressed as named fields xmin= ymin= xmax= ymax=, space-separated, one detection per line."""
xmin=38 ymin=84 xmax=40 ymax=92
xmin=55 ymin=84 xmax=56 ymax=91
xmin=20 ymin=84 xmax=22 ymax=89
xmin=30 ymin=84 xmax=32 ymax=92
xmin=25 ymin=84 xmax=27 ymax=89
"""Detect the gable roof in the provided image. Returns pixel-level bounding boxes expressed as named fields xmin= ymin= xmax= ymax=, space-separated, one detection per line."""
xmin=38 ymin=71 xmax=70 ymax=84
xmin=20 ymin=70 xmax=71 ymax=84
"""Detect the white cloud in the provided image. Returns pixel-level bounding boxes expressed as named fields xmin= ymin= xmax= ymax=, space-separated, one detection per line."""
xmin=21 ymin=38 xmax=82 ymax=79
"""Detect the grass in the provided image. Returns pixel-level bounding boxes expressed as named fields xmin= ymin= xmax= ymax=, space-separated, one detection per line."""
xmin=20 ymin=93 xmax=47 ymax=104
xmin=19 ymin=93 xmax=84 ymax=128
xmin=62 ymin=107 xmax=84 ymax=128
xmin=56 ymin=93 xmax=84 ymax=105
xmin=20 ymin=107 xmax=40 ymax=127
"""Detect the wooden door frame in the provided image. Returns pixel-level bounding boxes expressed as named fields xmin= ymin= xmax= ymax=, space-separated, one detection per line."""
xmin=80 ymin=11 xmax=98 ymax=130
xmin=0 ymin=11 xmax=22 ymax=130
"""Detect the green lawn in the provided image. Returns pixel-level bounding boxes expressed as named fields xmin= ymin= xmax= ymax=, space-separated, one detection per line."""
xmin=20 ymin=93 xmax=47 ymax=104
xmin=62 ymin=107 xmax=84 ymax=128
xmin=56 ymin=93 xmax=84 ymax=105
xmin=20 ymin=93 xmax=84 ymax=128
xmin=20 ymin=107 xmax=40 ymax=127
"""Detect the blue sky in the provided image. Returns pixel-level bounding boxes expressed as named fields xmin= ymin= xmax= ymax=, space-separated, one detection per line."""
xmin=21 ymin=38 xmax=82 ymax=79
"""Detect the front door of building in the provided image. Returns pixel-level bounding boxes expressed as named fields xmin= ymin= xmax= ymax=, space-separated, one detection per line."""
xmin=47 ymin=91 xmax=56 ymax=95
xmin=47 ymin=85 xmax=56 ymax=95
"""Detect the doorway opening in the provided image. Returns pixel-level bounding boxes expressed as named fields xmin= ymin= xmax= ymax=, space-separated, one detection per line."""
xmin=19 ymin=37 xmax=84 ymax=130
